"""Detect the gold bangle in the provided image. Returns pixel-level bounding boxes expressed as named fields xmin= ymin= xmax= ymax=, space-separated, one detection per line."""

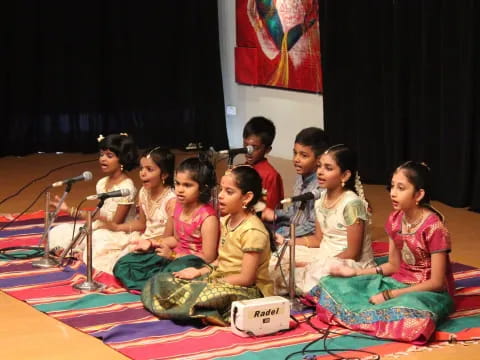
xmin=170 ymin=251 xmax=177 ymax=260
xmin=388 ymin=289 xmax=394 ymax=299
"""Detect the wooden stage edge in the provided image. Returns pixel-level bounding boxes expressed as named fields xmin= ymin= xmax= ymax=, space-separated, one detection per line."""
xmin=0 ymin=290 xmax=129 ymax=360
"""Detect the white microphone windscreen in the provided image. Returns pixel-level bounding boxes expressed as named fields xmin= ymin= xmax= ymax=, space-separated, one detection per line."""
xmin=83 ymin=171 xmax=93 ymax=181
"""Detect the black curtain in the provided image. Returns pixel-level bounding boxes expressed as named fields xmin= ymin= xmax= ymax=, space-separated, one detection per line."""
xmin=320 ymin=0 xmax=480 ymax=209
xmin=0 ymin=1 xmax=228 ymax=156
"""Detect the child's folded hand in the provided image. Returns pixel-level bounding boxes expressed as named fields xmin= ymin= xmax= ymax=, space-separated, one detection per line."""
xmin=261 ymin=207 xmax=276 ymax=222
xmin=329 ymin=264 xmax=357 ymax=277
xmin=275 ymin=233 xmax=286 ymax=245
xmin=130 ymin=238 xmax=151 ymax=252
xmin=173 ymin=267 xmax=201 ymax=280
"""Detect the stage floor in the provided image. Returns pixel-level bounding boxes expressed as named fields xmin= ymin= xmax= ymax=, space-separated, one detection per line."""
xmin=0 ymin=290 xmax=128 ymax=360
xmin=1 ymin=153 xmax=479 ymax=359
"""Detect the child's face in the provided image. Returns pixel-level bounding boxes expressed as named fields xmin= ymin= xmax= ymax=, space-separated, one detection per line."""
xmin=218 ymin=174 xmax=249 ymax=216
xmin=139 ymin=156 xmax=163 ymax=190
xmin=317 ymin=153 xmax=348 ymax=190
xmin=175 ymin=171 xmax=200 ymax=205
xmin=243 ymin=135 xmax=269 ymax=165
xmin=99 ymin=149 xmax=121 ymax=175
xmin=292 ymin=143 xmax=318 ymax=176
xmin=390 ymin=170 xmax=421 ymax=211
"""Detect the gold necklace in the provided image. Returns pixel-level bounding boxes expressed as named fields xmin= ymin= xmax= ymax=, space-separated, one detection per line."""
xmin=402 ymin=209 xmax=424 ymax=232
xmin=227 ymin=214 xmax=249 ymax=232
xmin=323 ymin=192 xmax=345 ymax=209
xmin=145 ymin=187 xmax=170 ymax=219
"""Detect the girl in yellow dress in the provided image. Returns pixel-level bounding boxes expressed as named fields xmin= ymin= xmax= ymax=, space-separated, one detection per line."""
xmin=141 ymin=165 xmax=274 ymax=325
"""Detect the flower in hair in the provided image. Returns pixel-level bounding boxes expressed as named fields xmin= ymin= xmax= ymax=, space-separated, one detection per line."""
xmin=97 ymin=134 xmax=105 ymax=143
xmin=120 ymin=132 xmax=128 ymax=137
xmin=420 ymin=162 xmax=431 ymax=171
xmin=324 ymin=144 xmax=345 ymax=154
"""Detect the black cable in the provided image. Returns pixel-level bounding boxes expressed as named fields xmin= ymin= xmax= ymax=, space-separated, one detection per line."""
xmin=67 ymin=198 xmax=89 ymax=258
xmin=0 ymin=185 xmax=52 ymax=232
xmin=287 ymin=308 xmax=478 ymax=360
xmin=0 ymin=158 xmax=96 ymax=207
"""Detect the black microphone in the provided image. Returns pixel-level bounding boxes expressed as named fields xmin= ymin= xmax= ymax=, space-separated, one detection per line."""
xmin=280 ymin=188 xmax=322 ymax=205
xmin=86 ymin=188 xmax=131 ymax=201
xmin=51 ymin=171 xmax=93 ymax=188
xmin=218 ymin=145 xmax=254 ymax=156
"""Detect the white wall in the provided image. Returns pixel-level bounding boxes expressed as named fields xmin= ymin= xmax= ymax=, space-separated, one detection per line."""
xmin=217 ymin=0 xmax=324 ymax=159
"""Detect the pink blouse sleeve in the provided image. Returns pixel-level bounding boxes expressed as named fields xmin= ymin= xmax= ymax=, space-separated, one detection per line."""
xmin=427 ymin=224 xmax=451 ymax=254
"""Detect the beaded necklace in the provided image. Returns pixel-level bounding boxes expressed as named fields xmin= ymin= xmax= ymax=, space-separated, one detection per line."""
xmin=402 ymin=209 xmax=424 ymax=232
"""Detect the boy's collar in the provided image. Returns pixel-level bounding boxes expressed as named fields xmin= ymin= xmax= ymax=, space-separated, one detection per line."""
xmin=301 ymin=172 xmax=317 ymax=183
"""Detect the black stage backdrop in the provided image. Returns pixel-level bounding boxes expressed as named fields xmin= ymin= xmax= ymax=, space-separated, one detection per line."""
xmin=0 ymin=1 xmax=228 ymax=156
xmin=320 ymin=0 xmax=480 ymax=210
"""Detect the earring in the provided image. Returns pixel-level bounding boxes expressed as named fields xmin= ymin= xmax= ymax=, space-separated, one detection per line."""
xmin=120 ymin=164 xmax=124 ymax=172
xmin=341 ymin=181 xmax=345 ymax=188
xmin=162 ymin=178 xmax=165 ymax=185
xmin=242 ymin=203 xmax=247 ymax=209
xmin=416 ymin=201 xmax=419 ymax=205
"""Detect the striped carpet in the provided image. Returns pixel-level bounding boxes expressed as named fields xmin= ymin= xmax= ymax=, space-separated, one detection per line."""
xmin=1 ymin=211 xmax=479 ymax=360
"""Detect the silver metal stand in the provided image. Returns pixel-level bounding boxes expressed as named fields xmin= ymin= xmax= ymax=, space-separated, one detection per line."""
xmin=57 ymin=201 xmax=103 ymax=267
xmin=274 ymin=202 xmax=307 ymax=311
xmin=73 ymin=211 xmax=105 ymax=292
xmin=32 ymin=191 xmax=59 ymax=268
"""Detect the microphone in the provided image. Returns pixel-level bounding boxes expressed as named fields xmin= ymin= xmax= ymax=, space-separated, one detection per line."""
xmin=52 ymin=171 xmax=93 ymax=188
xmin=86 ymin=188 xmax=131 ymax=201
xmin=218 ymin=145 xmax=254 ymax=156
xmin=280 ymin=188 xmax=322 ymax=205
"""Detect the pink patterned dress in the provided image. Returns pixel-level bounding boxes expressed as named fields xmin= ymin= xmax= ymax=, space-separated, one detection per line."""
xmin=173 ymin=202 xmax=217 ymax=257
xmin=310 ymin=210 xmax=454 ymax=344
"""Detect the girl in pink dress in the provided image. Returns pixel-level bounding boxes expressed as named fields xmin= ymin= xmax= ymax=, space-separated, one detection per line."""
xmin=310 ymin=161 xmax=454 ymax=344
xmin=114 ymin=157 xmax=219 ymax=290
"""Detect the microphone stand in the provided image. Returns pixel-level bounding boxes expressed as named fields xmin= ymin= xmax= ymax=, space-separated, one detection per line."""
xmin=32 ymin=184 xmax=73 ymax=268
xmin=73 ymin=210 xmax=105 ymax=292
xmin=275 ymin=201 xmax=307 ymax=311
xmin=57 ymin=199 xmax=104 ymax=267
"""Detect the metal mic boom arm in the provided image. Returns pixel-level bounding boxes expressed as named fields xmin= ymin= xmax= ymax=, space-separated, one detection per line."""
xmin=57 ymin=199 xmax=104 ymax=266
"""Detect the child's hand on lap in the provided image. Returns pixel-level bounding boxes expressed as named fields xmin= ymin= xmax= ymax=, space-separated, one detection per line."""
xmin=275 ymin=233 xmax=286 ymax=245
xmin=261 ymin=208 xmax=275 ymax=222
xmin=155 ymin=243 xmax=172 ymax=258
xmin=329 ymin=264 xmax=357 ymax=277
xmin=173 ymin=267 xmax=201 ymax=280
xmin=131 ymin=238 xmax=152 ymax=252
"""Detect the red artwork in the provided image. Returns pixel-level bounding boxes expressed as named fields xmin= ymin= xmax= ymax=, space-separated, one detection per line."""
xmin=235 ymin=0 xmax=322 ymax=93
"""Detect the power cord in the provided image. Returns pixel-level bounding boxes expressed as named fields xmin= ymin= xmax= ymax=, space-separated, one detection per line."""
xmin=0 ymin=158 xmax=96 ymax=231
xmin=0 ymin=185 xmax=52 ymax=232
xmin=285 ymin=308 xmax=479 ymax=360
xmin=0 ymin=158 xmax=96 ymax=207
xmin=66 ymin=198 xmax=89 ymax=257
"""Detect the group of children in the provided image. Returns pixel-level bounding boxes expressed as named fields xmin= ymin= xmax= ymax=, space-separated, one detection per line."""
xmin=48 ymin=118 xmax=454 ymax=343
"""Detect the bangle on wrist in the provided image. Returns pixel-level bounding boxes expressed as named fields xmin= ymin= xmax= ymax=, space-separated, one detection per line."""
xmin=375 ymin=265 xmax=384 ymax=276
xmin=382 ymin=289 xmax=393 ymax=301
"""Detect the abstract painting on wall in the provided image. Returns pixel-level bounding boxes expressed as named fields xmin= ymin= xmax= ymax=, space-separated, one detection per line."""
xmin=235 ymin=0 xmax=322 ymax=93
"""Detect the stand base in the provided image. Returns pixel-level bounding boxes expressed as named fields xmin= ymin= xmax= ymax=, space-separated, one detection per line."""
xmin=32 ymin=256 xmax=59 ymax=268
xmin=288 ymin=296 xmax=308 ymax=312
xmin=73 ymin=281 xmax=105 ymax=292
